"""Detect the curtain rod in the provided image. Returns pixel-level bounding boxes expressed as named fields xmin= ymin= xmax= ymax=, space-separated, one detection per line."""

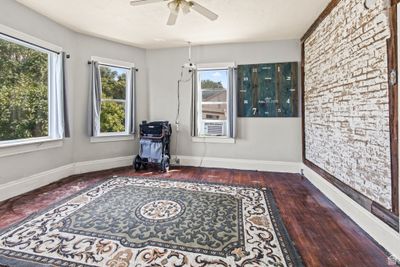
xmin=0 ymin=32 xmax=70 ymax=58
xmin=88 ymin=61 xmax=139 ymax=71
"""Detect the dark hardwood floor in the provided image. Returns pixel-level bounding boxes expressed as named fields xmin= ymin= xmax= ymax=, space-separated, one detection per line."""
xmin=0 ymin=166 xmax=395 ymax=267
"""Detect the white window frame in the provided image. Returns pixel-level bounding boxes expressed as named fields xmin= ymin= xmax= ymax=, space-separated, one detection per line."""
xmin=194 ymin=62 xmax=235 ymax=142
xmin=91 ymin=56 xmax=135 ymax=139
xmin=0 ymin=24 xmax=64 ymax=154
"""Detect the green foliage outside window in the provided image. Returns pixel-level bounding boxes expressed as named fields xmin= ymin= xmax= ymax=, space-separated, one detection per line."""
xmin=99 ymin=66 xmax=127 ymax=133
xmin=100 ymin=101 xmax=125 ymax=133
xmin=0 ymin=37 xmax=130 ymax=139
xmin=201 ymin=79 xmax=224 ymax=90
xmin=0 ymin=38 xmax=48 ymax=141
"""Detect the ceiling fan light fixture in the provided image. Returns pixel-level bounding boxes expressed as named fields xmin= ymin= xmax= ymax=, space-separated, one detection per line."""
xmin=168 ymin=1 xmax=179 ymax=14
xmin=130 ymin=0 xmax=219 ymax=26
xmin=181 ymin=1 xmax=191 ymax=14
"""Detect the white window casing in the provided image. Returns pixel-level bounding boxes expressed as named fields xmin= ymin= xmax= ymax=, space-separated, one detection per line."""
xmin=90 ymin=56 xmax=135 ymax=139
xmin=193 ymin=62 xmax=236 ymax=143
xmin=0 ymin=24 xmax=67 ymax=156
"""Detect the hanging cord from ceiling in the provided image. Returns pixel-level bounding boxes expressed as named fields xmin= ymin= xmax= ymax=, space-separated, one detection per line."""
xmin=173 ymin=66 xmax=193 ymax=163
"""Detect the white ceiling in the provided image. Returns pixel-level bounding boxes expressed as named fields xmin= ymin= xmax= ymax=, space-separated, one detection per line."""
xmin=16 ymin=0 xmax=329 ymax=49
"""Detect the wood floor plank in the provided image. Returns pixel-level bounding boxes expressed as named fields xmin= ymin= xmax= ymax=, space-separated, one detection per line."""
xmin=0 ymin=166 xmax=394 ymax=267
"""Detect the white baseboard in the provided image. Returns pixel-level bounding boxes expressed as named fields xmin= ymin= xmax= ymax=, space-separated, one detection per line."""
xmin=0 ymin=155 xmax=134 ymax=202
xmin=0 ymin=155 xmax=296 ymax=202
xmin=74 ymin=156 xmax=134 ymax=174
xmin=302 ymin=163 xmax=400 ymax=260
xmin=0 ymin=164 xmax=75 ymax=202
xmin=175 ymin=155 xmax=301 ymax=173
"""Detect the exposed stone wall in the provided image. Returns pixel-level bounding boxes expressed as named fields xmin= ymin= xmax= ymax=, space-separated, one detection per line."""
xmin=304 ymin=0 xmax=392 ymax=209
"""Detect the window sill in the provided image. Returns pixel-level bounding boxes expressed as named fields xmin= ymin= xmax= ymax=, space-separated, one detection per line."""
xmin=192 ymin=137 xmax=236 ymax=144
xmin=90 ymin=135 xmax=134 ymax=143
xmin=0 ymin=138 xmax=63 ymax=158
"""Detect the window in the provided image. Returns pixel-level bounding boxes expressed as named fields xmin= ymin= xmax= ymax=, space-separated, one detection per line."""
xmin=99 ymin=65 xmax=128 ymax=134
xmin=90 ymin=57 xmax=135 ymax=137
xmin=194 ymin=63 xmax=236 ymax=139
xmin=0 ymin=30 xmax=66 ymax=145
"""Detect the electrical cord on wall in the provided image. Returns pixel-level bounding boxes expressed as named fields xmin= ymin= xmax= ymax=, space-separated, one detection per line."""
xmin=174 ymin=65 xmax=207 ymax=168
xmin=174 ymin=77 xmax=181 ymax=164
xmin=199 ymin=140 xmax=208 ymax=168
xmin=174 ymin=66 xmax=192 ymax=164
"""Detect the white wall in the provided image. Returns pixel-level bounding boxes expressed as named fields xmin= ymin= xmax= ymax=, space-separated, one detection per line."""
xmin=146 ymin=41 xmax=302 ymax=162
xmin=0 ymin=0 xmax=148 ymax=184
xmin=0 ymin=0 xmax=302 ymax=186
xmin=71 ymin=33 xmax=147 ymax=163
xmin=0 ymin=1 xmax=301 ymax=187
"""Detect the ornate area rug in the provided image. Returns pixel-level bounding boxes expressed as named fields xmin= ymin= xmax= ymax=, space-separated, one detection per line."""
xmin=0 ymin=177 xmax=303 ymax=267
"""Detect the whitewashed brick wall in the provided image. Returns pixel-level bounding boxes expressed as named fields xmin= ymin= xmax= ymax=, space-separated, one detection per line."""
xmin=304 ymin=0 xmax=392 ymax=209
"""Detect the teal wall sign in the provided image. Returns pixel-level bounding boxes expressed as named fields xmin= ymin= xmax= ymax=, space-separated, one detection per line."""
xmin=237 ymin=62 xmax=299 ymax=117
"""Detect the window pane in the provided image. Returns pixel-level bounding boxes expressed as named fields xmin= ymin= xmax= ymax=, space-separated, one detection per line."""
xmin=0 ymin=38 xmax=49 ymax=141
xmin=202 ymin=90 xmax=227 ymax=102
xmin=100 ymin=65 xmax=127 ymax=100
xmin=100 ymin=101 xmax=126 ymax=133
xmin=202 ymin=103 xmax=227 ymax=120
xmin=100 ymin=101 xmax=125 ymax=133
xmin=200 ymin=70 xmax=228 ymax=90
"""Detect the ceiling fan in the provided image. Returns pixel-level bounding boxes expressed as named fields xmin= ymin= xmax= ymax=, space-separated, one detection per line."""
xmin=130 ymin=0 xmax=219 ymax=26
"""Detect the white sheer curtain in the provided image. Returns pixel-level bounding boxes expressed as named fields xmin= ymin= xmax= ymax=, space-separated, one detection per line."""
xmin=88 ymin=61 xmax=102 ymax=137
xmin=49 ymin=52 xmax=70 ymax=139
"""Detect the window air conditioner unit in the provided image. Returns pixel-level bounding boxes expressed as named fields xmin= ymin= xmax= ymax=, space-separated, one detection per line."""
xmin=203 ymin=121 xmax=226 ymax=136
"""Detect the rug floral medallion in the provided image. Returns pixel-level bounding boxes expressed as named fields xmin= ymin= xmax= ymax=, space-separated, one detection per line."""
xmin=0 ymin=177 xmax=303 ymax=267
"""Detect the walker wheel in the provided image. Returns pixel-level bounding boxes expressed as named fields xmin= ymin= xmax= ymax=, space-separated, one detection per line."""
xmin=134 ymin=156 xmax=142 ymax=171
xmin=142 ymin=158 xmax=148 ymax=169
xmin=161 ymin=158 xmax=170 ymax=172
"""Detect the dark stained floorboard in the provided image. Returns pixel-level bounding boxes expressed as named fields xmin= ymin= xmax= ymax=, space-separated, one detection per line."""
xmin=0 ymin=166 xmax=394 ymax=267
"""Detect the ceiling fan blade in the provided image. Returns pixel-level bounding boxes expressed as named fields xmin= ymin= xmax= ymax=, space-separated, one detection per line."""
xmin=190 ymin=1 xmax=218 ymax=21
xmin=130 ymin=0 xmax=166 ymax=6
xmin=167 ymin=11 xmax=178 ymax=25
